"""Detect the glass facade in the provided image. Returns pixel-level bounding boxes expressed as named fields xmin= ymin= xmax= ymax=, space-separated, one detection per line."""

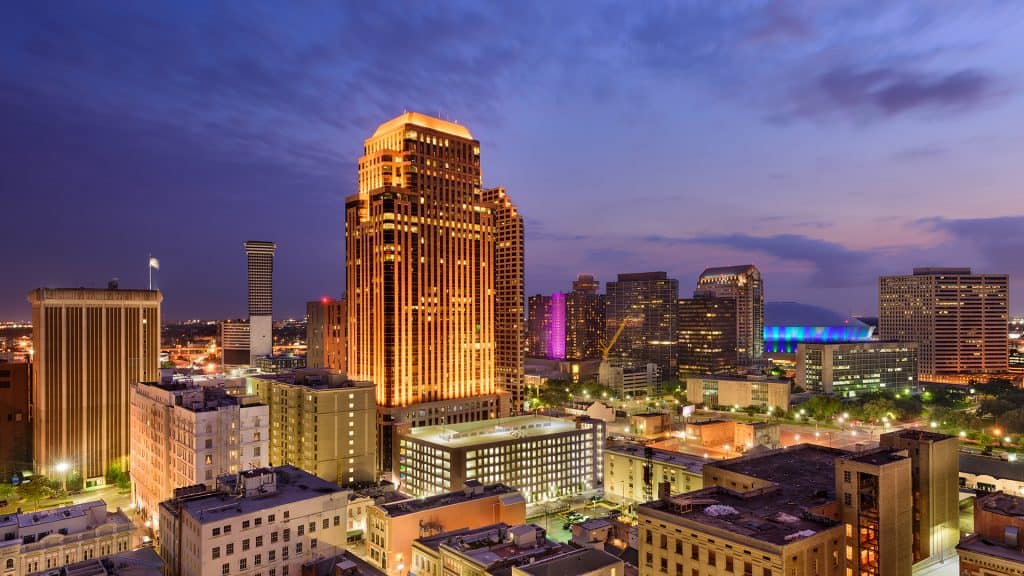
xmin=798 ymin=342 xmax=918 ymax=396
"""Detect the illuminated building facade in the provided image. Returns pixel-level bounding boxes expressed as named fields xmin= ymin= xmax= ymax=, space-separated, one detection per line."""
xmin=566 ymin=275 xmax=605 ymax=361
xmin=28 ymin=287 xmax=161 ymax=481
xmin=879 ymin=268 xmax=1009 ymax=378
xmin=677 ymin=294 xmax=736 ymax=375
xmin=696 ymin=264 xmax=764 ymax=365
xmin=958 ymin=491 xmax=1024 ymax=575
xmin=346 ymin=113 xmax=506 ymax=472
xmin=604 ymin=444 xmax=704 ymax=505
xmin=797 ymin=341 xmax=918 ymax=396
xmin=605 ymin=272 xmax=679 ymax=378
xmin=0 ymin=361 xmax=31 ymax=478
xmin=526 ymin=294 xmax=553 ymax=358
xmin=395 ymin=415 xmax=604 ymax=503
xmin=684 ymin=375 xmax=790 ymax=412
xmin=306 ymin=297 xmax=346 ymax=371
xmin=218 ymin=319 xmax=250 ymax=368
xmin=482 ymin=187 xmax=525 ymax=414
xmin=243 ymin=240 xmax=276 ymax=363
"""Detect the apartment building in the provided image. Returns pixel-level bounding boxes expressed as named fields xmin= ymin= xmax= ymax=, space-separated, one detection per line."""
xmin=604 ymin=443 xmax=705 ymax=505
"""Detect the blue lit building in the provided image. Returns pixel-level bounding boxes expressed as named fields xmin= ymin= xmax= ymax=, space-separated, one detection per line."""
xmin=763 ymin=302 xmax=873 ymax=355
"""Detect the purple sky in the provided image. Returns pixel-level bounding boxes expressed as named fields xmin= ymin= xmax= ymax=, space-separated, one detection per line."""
xmin=3 ymin=2 xmax=1024 ymax=321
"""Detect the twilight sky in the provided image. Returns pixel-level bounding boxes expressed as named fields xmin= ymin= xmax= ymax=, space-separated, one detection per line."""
xmin=2 ymin=2 xmax=1024 ymax=321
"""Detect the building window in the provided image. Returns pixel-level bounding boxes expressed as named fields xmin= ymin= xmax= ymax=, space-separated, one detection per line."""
xmin=256 ymin=536 xmax=263 ymax=547
xmin=212 ymin=547 xmax=220 ymax=559
xmin=239 ymin=559 xmax=247 ymax=570
xmin=243 ymin=539 xmax=251 ymax=551
xmin=844 ymin=492 xmax=852 ymax=506
xmin=843 ymin=470 xmax=851 ymax=483
xmin=226 ymin=544 xmax=234 ymax=555
xmin=243 ymin=520 xmax=251 ymax=529
xmin=221 ymin=564 xmax=229 ymax=575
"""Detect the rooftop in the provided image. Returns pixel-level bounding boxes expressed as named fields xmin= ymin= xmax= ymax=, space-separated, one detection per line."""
xmin=514 ymin=548 xmax=622 ymax=576
xmin=607 ymin=443 xmax=706 ymax=475
xmin=27 ymin=288 xmax=162 ymax=303
xmin=882 ymin=429 xmax=956 ymax=443
xmin=415 ymin=523 xmax=563 ymax=571
xmin=379 ymin=483 xmax=524 ymax=518
xmin=844 ymin=449 xmax=907 ymax=467
xmin=764 ymin=301 xmax=867 ymax=329
xmin=912 ymin=267 xmax=972 ymax=276
xmin=957 ymin=533 xmax=1024 ymax=565
xmin=977 ymin=491 xmax=1024 ymax=518
xmin=371 ymin=111 xmax=474 ymax=140
xmin=15 ymin=500 xmax=110 ymax=530
xmin=699 ymin=264 xmax=758 ymax=278
xmin=960 ymin=453 xmax=1024 ymax=482
xmin=404 ymin=415 xmax=584 ymax=449
xmin=247 ymin=369 xmax=373 ymax=391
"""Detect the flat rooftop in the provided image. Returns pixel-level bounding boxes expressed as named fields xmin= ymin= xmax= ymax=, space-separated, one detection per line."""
xmin=958 ymin=533 xmax=1024 ymax=565
xmin=607 ymin=443 xmax=706 ymax=475
xmin=977 ymin=491 xmax=1024 ymax=518
xmin=247 ymin=369 xmax=373 ymax=390
xmin=514 ymin=548 xmax=622 ymax=576
xmin=405 ymin=415 xmax=583 ymax=448
xmin=883 ymin=429 xmax=956 ymax=443
xmin=845 ymin=449 xmax=907 ymax=467
xmin=379 ymin=483 xmax=523 ymax=518
xmin=961 ymin=453 xmax=1024 ymax=482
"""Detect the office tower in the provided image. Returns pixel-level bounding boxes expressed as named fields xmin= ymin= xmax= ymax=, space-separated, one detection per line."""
xmin=605 ymin=272 xmax=679 ymax=378
xmin=879 ymin=429 xmax=960 ymax=567
xmin=246 ymin=370 xmax=376 ymax=486
xmin=566 ymin=275 xmax=605 ymax=361
xmin=482 ymin=187 xmax=525 ymax=413
xmin=879 ymin=268 xmax=1009 ymax=379
xmin=346 ymin=113 xmax=508 ymax=472
xmin=218 ymin=319 xmax=250 ymax=367
xmin=797 ymin=341 xmax=918 ymax=396
xmin=0 ymin=361 xmax=31 ymax=479
xmin=526 ymin=294 xmax=553 ymax=358
xmin=677 ymin=294 xmax=737 ymax=375
xmin=695 ymin=264 xmax=764 ymax=365
xmin=958 ymin=491 xmax=1024 ymax=575
xmin=306 ymin=297 xmax=347 ymax=371
xmin=396 ymin=415 xmax=604 ymax=502
xmin=129 ymin=379 xmax=269 ymax=529
xmin=27 ymin=287 xmax=161 ymax=481
xmin=243 ymin=240 xmax=277 ymax=363
xmin=158 ymin=466 xmax=348 ymax=576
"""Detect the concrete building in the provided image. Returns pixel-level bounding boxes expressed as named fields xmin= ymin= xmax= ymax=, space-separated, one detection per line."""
xmin=958 ymin=491 xmax=1024 ymax=575
xmin=395 ymin=415 xmax=604 ymax=503
xmin=960 ymin=453 xmax=1024 ymax=495
xmin=567 ymin=275 xmax=606 ymax=361
xmin=797 ymin=341 xmax=919 ymax=396
xmin=677 ymin=295 xmax=737 ymax=376
xmin=364 ymin=482 xmax=526 ymax=575
xmin=628 ymin=413 xmax=672 ymax=438
xmin=0 ymin=500 xmax=133 ymax=575
xmin=243 ymin=241 xmax=277 ymax=364
xmin=253 ymin=354 xmax=305 ymax=373
xmin=512 ymin=548 xmax=624 ymax=576
xmin=410 ymin=523 xmax=564 ymax=576
xmin=695 ymin=265 xmax=764 ymax=365
xmin=247 ymin=370 xmax=376 ymax=487
xmin=680 ymin=419 xmax=781 ymax=454
xmin=158 ymin=466 xmax=348 ymax=576
xmin=604 ymin=443 xmax=705 ymax=505
xmin=129 ymin=379 xmax=269 ymax=530
xmin=345 ymin=112 xmax=509 ymax=474
xmin=879 ymin=268 xmax=1009 ymax=379
xmin=685 ymin=375 xmax=790 ymax=412
xmin=598 ymin=362 xmax=658 ymax=398
xmin=482 ymin=187 xmax=525 ymax=415
xmin=40 ymin=547 xmax=163 ymax=576
xmin=306 ymin=298 xmax=346 ymax=371
xmin=0 ymin=361 xmax=31 ymax=479
xmin=605 ymin=272 xmax=679 ymax=379
xmin=28 ymin=287 xmax=161 ymax=481
xmin=218 ymin=319 xmax=250 ymax=368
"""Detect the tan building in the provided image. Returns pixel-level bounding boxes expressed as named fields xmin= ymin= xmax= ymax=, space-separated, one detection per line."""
xmin=879 ymin=268 xmax=1009 ymax=379
xmin=247 ymin=369 xmax=376 ymax=486
xmin=365 ymin=482 xmax=526 ymax=575
xmin=28 ymin=287 xmax=161 ymax=482
xmin=679 ymin=419 xmax=781 ymax=454
xmin=411 ymin=523 xmax=565 ymax=576
xmin=482 ymin=187 xmax=525 ymax=414
xmin=346 ymin=112 xmax=509 ymax=473
xmin=695 ymin=265 xmax=764 ymax=365
xmin=0 ymin=361 xmax=32 ymax=479
xmin=0 ymin=500 xmax=133 ymax=575
xmin=686 ymin=375 xmax=790 ymax=412
xmin=306 ymin=298 xmax=346 ymax=371
xmin=629 ymin=413 xmax=672 ymax=438
xmin=958 ymin=491 xmax=1024 ymax=575
xmin=129 ymin=378 xmax=269 ymax=530
xmin=512 ymin=548 xmax=625 ymax=576
xmin=159 ymin=466 xmax=347 ymax=576
xmin=604 ymin=443 xmax=704 ymax=505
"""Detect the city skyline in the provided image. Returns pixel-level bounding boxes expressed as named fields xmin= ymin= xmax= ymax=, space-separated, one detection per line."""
xmin=3 ymin=3 xmax=1024 ymax=322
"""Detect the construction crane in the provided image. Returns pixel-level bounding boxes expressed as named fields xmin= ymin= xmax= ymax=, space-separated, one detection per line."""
xmin=601 ymin=316 xmax=634 ymax=360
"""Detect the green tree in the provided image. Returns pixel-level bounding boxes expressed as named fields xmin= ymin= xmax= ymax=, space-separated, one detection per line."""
xmin=996 ymin=408 xmax=1024 ymax=435
xmin=0 ymin=483 xmax=15 ymax=503
xmin=17 ymin=476 xmax=53 ymax=508
xmin=802 ymin=396 xmax=841 ymax=421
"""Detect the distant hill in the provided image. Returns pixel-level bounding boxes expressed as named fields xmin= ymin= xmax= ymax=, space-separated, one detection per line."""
xmin=765 ymin=301 xmax=867 ymax=327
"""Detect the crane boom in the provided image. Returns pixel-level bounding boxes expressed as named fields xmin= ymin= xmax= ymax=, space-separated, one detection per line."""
xmin=602 ymin=316 xmax=632 ymax=360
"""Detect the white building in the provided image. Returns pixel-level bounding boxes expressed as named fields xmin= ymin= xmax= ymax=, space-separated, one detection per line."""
xmin=158 ymin=466 xmax=348 ymax=576
xmin=0 ymin=500 xmax=133 ymax=575
xmin=129 ymin=378 xmax=269 ymax=531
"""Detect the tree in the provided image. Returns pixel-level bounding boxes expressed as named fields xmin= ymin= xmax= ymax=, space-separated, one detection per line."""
xmin=17 ymin=476 xmax=53 ymax=508
xmin=0 ymin=483 xmax=15 ymax=503
xmin=996 ymin=408 xmax=1024 ymax=435
xmin=858 ymin=398 xmax=896 ymax=424
xmin=802 ymin=396 xmax=841 ymax=421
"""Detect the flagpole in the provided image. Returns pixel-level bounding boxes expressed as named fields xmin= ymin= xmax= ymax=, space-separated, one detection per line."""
xmin=148 ymin=253 xmax=152 ymax=290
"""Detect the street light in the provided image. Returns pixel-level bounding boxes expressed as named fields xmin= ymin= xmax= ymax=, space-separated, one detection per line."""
xmin=54 ymin=461 xmax=70 ymax=493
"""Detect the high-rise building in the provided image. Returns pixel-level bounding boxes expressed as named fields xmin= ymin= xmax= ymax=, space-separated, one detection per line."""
xmin=482 ymin=187 xmax=525 ymax=413
xmin=346 ymin=113 xmax=508 ymax=473
xmin=797 ymin=341 xmax=918 ymax=396
xmin=243 ymin=240 xmax=276 ymax=363
xmin=218 ymin=319 xmax=250 ymax=368
xmin=677 ymin=294 xmax=737 ymax=375
xmin=566 ymin=275 xmax=605 ymax=361
xmin=605 ymin=272 xmax=678 ymax=378
xmin=879 ymin=268 xmax=1009 ymax=379
xmin=306 ymin=297 xmax=347 ymax=371
xmin=129 ymin=378 xmax=269 ymax=529
xmin=0 ymin=361 xmax=31 ymax=478
xmin=695 ymin=264 xmax=764 ymax=365
xmin=526 ymin=294 xmax=553 ymax=358
xmin=28 ymin=287 xmax=161 ymax=481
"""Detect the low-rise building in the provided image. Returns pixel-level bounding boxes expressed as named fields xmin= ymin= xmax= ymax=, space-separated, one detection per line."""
xmin=0 ymin=500 xmax=133 ymax=575
xmin=254 ymin=355 xmax=306 ymax=373
xmin=37 ymin=547 xmax=163 ymax=576
xmin=604 ymin=443 xmax=705 ymax=505
xmin=598 ymin=362 xmax=658 ymax=398
xmin=958 ymin=491 xmax=1024 ymax=575
xmin=395 ymin=415 xmax=604 ymax=503
xmin=959 ymin=453 xmax=1024 ymax=496
xmin=365 ymin=482 xmax=526 ymax=575
xmin=511 ymin=548 xmax=624 ymax=576
xmin=247 ymin=370 xmax=376 ymax=486
xmin=681 ymin=419 xmax=781 ymax=453
xmin=685 ymin=375 xmax=790 ymax=412
xmin=158 ymin=466 xmax=348 ymax=576
xmin=129 ymin=379 xmax=269 ymax=530
xmin=796 ymin=341 xmax=918 ymax=397
xmin=628 ymin=413 xmax=671 ymax=438
xmin=410 ymin=523 xmax=564 ymax=576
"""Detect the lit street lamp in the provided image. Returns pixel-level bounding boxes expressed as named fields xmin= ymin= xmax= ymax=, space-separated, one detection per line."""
xmin=54 ymin=461 xmax=70 ymax=493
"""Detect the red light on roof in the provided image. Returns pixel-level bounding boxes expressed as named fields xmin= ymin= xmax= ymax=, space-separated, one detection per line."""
xmin=321 ymin=296 xmax=329 ymax=304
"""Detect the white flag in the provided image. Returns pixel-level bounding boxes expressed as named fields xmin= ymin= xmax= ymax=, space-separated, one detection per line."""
xmin=149 ymin=257 xmax=160 ymax=270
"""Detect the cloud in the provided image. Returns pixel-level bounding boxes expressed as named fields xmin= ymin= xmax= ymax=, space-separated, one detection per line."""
xmin=891 ymin=145 xmax=948 ymax=161
xmin=917 ymin=216 xmax=1024 ymax=274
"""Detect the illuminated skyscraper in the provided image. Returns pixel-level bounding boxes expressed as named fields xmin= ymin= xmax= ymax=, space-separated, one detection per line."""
xmin=696 ymin=264 xmax=764 ymax=365
xmin=482 ymin=187 xmax=525 ymax=413
xmin=526 ymin=294 xmax=553 ymax=358
xmin=677 ymin=294 xmax=737 ymax=375
xmin=566 ymin=275 xmax=605 ymax=361
xmin=28 ymin=287 xmax=161 ymax=481
xmin=243 ymin=240 xmax=276 ymax=363
xmin=879 ymin=268 xmax=1008 ymax=379
xmin=605 ymin=272 xmax=678 ymax=378
xmin=346 ymin=113 xmax=507 ymax=472
xmin=306 ymin=297 xmax=346 ymax=371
